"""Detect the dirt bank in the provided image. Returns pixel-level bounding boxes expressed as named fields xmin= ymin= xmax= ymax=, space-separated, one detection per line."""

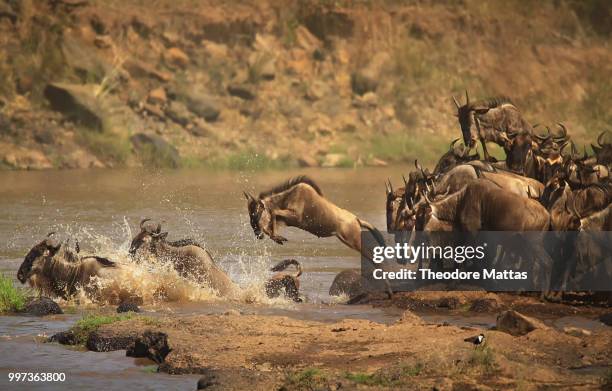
xmin=57 ymin=303 xmax=611 ymax=390
xmin=0 ymin=0 xmax=610 ymax=170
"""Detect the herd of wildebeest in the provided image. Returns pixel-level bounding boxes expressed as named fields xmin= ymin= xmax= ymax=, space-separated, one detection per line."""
xmin=15 ymin=92 xmax=612 ymax=305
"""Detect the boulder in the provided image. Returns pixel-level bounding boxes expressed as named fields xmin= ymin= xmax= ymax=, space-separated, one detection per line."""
xmin=350 ymin=71 xmax=378 ymax=96
xmin=62 ymin=36 xmax=112 ymax=82
xmin=163 ymin=47 xmax=189 ymax=68
xmin=24 ymin=297 xmax=62 ymax=316
xmin=197 ymin=369 xmax=220 ymax=389
xmin=147 ymin=87 xmax=167 ymax=105
xmin=227 ymin=84 xmax=256 ymax=100
xmin=63 ymin=149 xmax=105 ymax=169
xmin=398 ymin=310 xmax=424 ymax=325
xmin=124 ymin=59 xmax=173 ymax=82
xmin=44 ymin=83 xmax=104 ymax=131
xmin=563 ymin=327 xmax=591 ymax=337
xmin=174 ymin=88 xmax=220 ymax=122
xmin=93 ymin=35 xmax=112 ymax=49
xmin=126 ymin=331 xmax=172 ymax=364
xmin=87 ymin=330 xmax=138 ymax=352
xmin=3 ymin=147 xmax=53 ymax=170
xmin=321 ymin=153 xmax=349 ymax=168
xmin=165 ymin=101 xmax=192 ymax=126
xmin=496 ymin=310 xmax=548 ymax=336
xmin=130 ymin=133 xmax=181 ymax=168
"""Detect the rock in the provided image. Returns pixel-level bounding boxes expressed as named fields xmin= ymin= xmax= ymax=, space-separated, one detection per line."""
xmin=164 ymin=47 xmax=189 ymax=68
xmin=141 ymin=103 xmax=165 ymax=120
xmin=352 ymin=91 xmax=378 ymax=107
xmin=24 ymin=297 xmax=62 ymax=316
xmin=196 ymin=369 xmax=220 ymax=389
xmin=227 ymin=84 xmax=256 ymax=100
xmin=130 ymin=133 xmax=181 ymax=168
xmin=321 ymin=153 xmax=349 ymax=168
xmin=62 ymin=36 xmax=112 ymax=82
xmin=329 ymin=270 xmax=363 ymax=297
xmin=117 ymin=302 xmax=141 ymax=313
xmin=398 ymin=310 xmax=424 ymax=325
xmin=600 ymin=312 xmax=612 ymax=326
xmin=496 ymin=310 xmax=548 ymax=336
xmin=469 ymin=298 xmax=500 ymax=313
xmin=295 ymin=25 xmax=322 ymax=52
xmin=304 ymin=80 xmax=329 ymax=101
xmin=124 ymin=59 xmax=173 ymax=82
xmin=351 ymin=71 xmax=378 ymax=96
xmin=563 ymin=327 xmax=591 ymax=337
xmin=165 ymin=101 xmax=192 ymax=126
xmin=174 ymin=88 xmax=220 ymax=122
xmin=297 ymin=155 xmax=318 ymax=167
xmin=202 ymin=40 xmax=228 ymax=60
xmin=147 ymin=87 xmax=167 ymax=105
xmin=93 ymin=35 xmax=112 ymax=49
xmin=126 ymin=331 xmax=172 ymax=364
xmin=189 ymin=121 xmax=213 ymax=138
xmin=49 ymin=330 xmax=78 ymax=345
xmin=224 ymin=309 xmax=240 ymax=316
xmin=3 ymin=148 xmax=53 ymax=170
xmin=87 ymin=330 xmax=138 ymax=352
xmin=437 ymin=297 xmax=460 ymax=309
xmin=249 ymin=52 xmax=276 ymax=81
xmin=44 ymin=83 xmax=104 ymax=131
xmin=63 ymin=149 xmax=104 ymax=169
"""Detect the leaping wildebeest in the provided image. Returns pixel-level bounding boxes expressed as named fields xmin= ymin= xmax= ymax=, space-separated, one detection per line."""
xmin=129 ymin=219 xmax=237 ymax=296
xmin=17 ymin=233 xmax=124 ymax=301
xmin=244 ymin=175 xmax=385 ymax=254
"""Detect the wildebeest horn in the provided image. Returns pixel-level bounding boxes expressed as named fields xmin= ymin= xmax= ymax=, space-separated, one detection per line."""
xmin=388 ymin=178 xmax=393 ymax=194
xmin=465 ymin=90 xmax=470 ymax=106
xmin=450 ymin=138 xmax=460 ymax=150
xmin=554 ymin=123 xmax=568 ymax=141
xmin=402 ymin=174 xmax=408 ymax=187
xmin=597 ymin=131 xmax=608 ymax=147
xmin=533 ymin=127 xmax=551 ymax=141
xmin=582 ymin=146 xmax=588 ymax=160
xmin=46 ymin=231 xmax=56 ymax=237
xmin=140 ymin=218 xmax=151 ymax=230
xmin=452 ymin=96 xmax=460 ymax=109
xmin=415 ymin=160 xmax=426 ymax=177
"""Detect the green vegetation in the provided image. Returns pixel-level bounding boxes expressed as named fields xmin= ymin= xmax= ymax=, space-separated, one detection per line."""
xmin=344 ymin=363 xmax=423 ymax=387
xmin=77 ymin=129 xmax=131 ymax=165
xmin=70 ymin=313 xmax=134 ymax=344
xmin=142 ymin=365 xmax=158 ymax=373
xmin=468 ymin=346 xmax=497 ymax=374
xmin=0 ymin=274 xmax=27 ymax=313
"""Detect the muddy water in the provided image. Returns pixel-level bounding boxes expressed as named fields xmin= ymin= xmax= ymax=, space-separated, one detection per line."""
xmin=0 ymin=167 xmax=403 ymax=389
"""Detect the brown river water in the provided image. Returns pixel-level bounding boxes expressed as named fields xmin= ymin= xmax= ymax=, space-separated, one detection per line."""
xmin=0 ymin=167 xmax=605 ymax=390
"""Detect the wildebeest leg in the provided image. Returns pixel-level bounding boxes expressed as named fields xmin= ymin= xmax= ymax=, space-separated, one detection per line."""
xmin=474 ymin=118 xmax=493 ymax=162
xmin=269 ymin=209 xmax=297 ymax=244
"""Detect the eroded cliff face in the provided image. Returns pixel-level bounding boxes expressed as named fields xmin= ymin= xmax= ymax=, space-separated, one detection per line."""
xmin=0 ymin=0 xmax=609 ymax=170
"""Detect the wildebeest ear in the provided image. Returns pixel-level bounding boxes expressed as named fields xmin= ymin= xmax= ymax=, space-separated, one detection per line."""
xmin=159 ymin=232 xmax=168 ymax=240
xmin=243 ymin=191 xmax=255 ymax=202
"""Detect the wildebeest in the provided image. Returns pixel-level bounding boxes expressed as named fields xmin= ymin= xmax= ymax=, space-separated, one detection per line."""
xmin=129 ymin=219 xmax=237 ymax=296
xmin=17 ymin=233 xmax=120 ymax=300
xmin=418 ymin=179 xmax=550 ymax=231
xmin=453 ymin=91 xmax=533 ymax=162
xmin=265 ymin=259 xmax=302 ymax=302
xmin=244 ymin=175 xmax=385 ymax=254
xmin=385 ymin=179 xmax=405 ymax=232
xmin=591 ymin=131 xmax=611 ymax=168
xmin=432 ymin=139 xmax=480 ymax=176
xmin=328 ymin=269 xmax=363 ymax=298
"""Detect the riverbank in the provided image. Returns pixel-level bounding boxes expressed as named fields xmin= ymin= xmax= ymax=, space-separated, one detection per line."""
xmin=0 ymin=0 xmax=610 ymax=170
xmin=41 ymin=292 xmax=612 ymax=390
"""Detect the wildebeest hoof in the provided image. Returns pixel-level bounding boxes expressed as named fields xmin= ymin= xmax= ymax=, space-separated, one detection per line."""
xmin=271 ymin=235 xmax=288 ymax=244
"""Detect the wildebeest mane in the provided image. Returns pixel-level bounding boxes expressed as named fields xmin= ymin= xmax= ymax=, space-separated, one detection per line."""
xmin=471 ymin=96 xmax=514 ymax=109
xmin=259 ymin=175 xmax=323 ymax=198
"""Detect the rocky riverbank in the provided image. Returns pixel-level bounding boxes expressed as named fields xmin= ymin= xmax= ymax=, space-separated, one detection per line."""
xmin=0 ymin=0 xmax=610 ymax=170
xmin=48 ymin=293 xmax=612 ymax=390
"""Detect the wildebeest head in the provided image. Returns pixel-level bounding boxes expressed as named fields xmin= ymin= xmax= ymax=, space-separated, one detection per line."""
xmin=129 ymin=218 xmax=168 ymax=257
xmin=17 ymin=232 xmax=61 ymax=283
xmin=385 ymin=179 xmax=405 ymax=232
xmin=453 ymin=90 xmax=490 ymax=148
xmin=433 ymin=139 xmax=479 ymax=176
xmin=504 ymin=130 xmax=533 ymax=174
xmin=244 ymin=192 xmax=269 ymax=239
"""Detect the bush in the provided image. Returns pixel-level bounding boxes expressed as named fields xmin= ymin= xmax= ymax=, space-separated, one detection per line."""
xmin=0 ymin=274 xmax=27 ymax=313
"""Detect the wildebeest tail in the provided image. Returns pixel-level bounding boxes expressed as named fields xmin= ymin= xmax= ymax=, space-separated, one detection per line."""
xmin=270 ymin=259 xmax=302 ymax=277
xmin=357 ymin=219 xmax=386 ymax=247
xmin=81 ymin=256 xmax=116 ymax=267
